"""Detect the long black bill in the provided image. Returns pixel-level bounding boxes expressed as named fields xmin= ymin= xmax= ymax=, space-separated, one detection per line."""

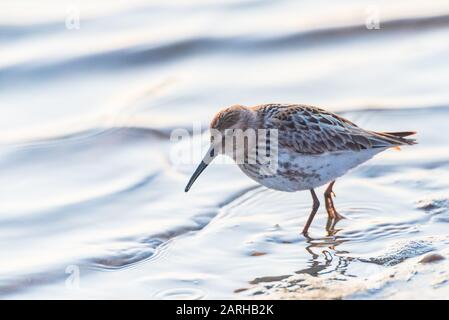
xmin=184 ymin=146 xmax=216 ymax=192
xmin=184 ymin=161 xmax=208 ymax=192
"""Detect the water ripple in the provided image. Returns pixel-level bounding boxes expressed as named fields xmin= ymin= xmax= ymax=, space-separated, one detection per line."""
xmin=3 ymin=14 xmax=449 ymax=84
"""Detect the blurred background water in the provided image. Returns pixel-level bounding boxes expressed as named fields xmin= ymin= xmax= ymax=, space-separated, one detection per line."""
xmin=1 ymin=0 xmax=449 ymax=299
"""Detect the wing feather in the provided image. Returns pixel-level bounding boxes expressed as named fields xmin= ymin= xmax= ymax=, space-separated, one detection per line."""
xmin=259 ymin=104 xmax=413 ymax=154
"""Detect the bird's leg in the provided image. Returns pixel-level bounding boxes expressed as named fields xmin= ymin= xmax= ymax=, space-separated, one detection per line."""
xmin=302 ymin=189 xmax=320 ymax=235
xmin=324 ymin=180 xmax=343 ymax=220
xmin=325 ymin=217 xmax=339 ymax=236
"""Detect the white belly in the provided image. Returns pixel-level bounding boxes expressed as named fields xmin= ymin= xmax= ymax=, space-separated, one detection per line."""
xmin=238 ymin=148 xmax=385 ymax=192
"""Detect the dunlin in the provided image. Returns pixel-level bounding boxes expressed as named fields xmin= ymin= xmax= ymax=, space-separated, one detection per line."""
xmin=185 ymin=104 xmax=416 ymax=234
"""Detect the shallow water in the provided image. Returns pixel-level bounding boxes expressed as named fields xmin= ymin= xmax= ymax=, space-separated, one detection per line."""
xmin=1 ymin=0 xmax=449 ymax=299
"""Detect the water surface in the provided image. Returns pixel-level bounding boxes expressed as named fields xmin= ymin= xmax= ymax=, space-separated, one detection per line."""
xmin=1 ymin=0 xmax=449 ymax=299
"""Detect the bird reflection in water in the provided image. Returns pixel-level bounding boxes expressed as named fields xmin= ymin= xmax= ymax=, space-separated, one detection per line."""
xmin=299 ymin=218 xmax=351 ymax=277
xmin=247 ymin=216 xmax=354 ymax=290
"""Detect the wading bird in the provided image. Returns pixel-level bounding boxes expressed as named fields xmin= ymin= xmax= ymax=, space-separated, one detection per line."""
xmin=185 ymin=104 xmax=416 ymax=234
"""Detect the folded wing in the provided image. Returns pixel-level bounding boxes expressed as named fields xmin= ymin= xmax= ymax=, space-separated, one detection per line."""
xmin=263 ymin=104 xmax=416 ymax=155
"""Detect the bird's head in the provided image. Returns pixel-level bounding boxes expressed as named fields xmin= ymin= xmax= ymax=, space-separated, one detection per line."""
xmin=185 ymin=104 xmax=257 ymax=192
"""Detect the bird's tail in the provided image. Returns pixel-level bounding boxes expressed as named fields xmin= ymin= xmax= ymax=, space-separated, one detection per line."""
xmin=381 ymin=131 xmax=416 ymax=138
xmin=373 ymin=131 xmax=417 ymax=146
